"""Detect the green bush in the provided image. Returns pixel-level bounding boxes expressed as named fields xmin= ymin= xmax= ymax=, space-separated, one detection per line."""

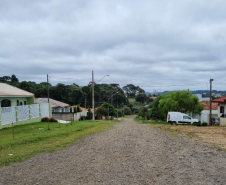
xmin=124 ymin=107 xmax=132 ymax=115
xmin=202 ymin=122 xmax=208 ymax=126
xmin=114 ymin=109 xmax=123 ymax=117
xmin=196 ymin=123 xmax=201 ymax=127
xmin=41 ymin=117 xmax=58 ymax=122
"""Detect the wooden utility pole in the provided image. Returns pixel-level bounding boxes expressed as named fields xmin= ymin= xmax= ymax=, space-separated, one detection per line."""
xmin=47 ymin=74 xmax=50 ymax=130
xmin=47 ymin=74 xmax=49 ymax=103
xmin=209 ymin=79 xmax=214 ymax=126
xmin=92 ymin=71 xmax=95 ymax=121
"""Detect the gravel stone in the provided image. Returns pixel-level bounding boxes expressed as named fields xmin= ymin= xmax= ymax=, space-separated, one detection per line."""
xmin=0 ymin=118 xmax=226 ymax=185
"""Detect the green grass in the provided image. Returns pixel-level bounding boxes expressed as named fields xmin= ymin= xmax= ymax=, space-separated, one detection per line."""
xmin=0 ymin=120 xmax=119 ymax=166
xmin=128 ymin=98 xmax=136 ymax=103
xmin=134 ymin=116 xmax=170 ymax=125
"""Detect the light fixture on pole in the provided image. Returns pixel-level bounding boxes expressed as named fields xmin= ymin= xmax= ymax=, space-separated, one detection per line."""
xmin=92 ymin=72 xmax=110 ymax=122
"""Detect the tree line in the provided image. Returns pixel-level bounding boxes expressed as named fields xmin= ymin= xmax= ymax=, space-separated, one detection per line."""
xmin=0 ymin=75 xmax=146 ymax=109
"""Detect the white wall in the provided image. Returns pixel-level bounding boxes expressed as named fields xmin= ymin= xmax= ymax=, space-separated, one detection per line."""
xmin=200 ymin=110 xmax=218 ymax=124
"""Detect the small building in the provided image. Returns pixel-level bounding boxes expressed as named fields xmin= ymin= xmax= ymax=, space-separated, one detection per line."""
xmin=0 ymin=83 xmax=35 ymax=107
xmin=212 ymin=97 xmax=226 ymax=117
xmin=200 ymin=101 xmax=218 ymax=123
xmin=35 ymin=98 xmax=70 ymax=112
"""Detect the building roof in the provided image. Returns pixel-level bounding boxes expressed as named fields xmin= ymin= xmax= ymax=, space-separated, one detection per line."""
xmin=0 ymin=83 xmax=34 ymax=97
xmin=35 ymin=98 xmax=69 ymax=108
xmin=70 ymin=105 xmax=92 ymax=112
xmin=212 ymin=97 xmax=226 ymax=103
xmin=200 ymin=101 xmax=218 ymax=110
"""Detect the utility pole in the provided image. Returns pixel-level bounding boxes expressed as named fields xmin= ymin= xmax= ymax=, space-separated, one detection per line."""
xmin=47 ymin=74 xmax=50 ymax=130
xmin=47 ymin=74 xmax=49 ymax=103
xmin=209 ymin=79 xmax=214 ymax=126
xmin=117 ymin=102 xmax=118 ymax=120
xmin=92 ymin=71 xmax=95 ymax=121
xmin=108 ymin=98 xmax=110 ymax=119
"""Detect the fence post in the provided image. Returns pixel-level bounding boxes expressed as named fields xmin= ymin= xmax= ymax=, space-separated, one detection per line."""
xmin=39 ymin=103 xmax=41 ymax=118
xmin=29 ymin=105 xmax=31 ymax=119
xmin=15 ymin=106 xmax=19 ymax=123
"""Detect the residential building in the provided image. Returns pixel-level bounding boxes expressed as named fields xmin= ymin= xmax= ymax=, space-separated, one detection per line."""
xmin=0 ymin=83 xmax=35 ymax=107
xmin=212 ymin=97 xmax=226 ymax=117
xmin=35 ymin=98 xmax=70 ymax=112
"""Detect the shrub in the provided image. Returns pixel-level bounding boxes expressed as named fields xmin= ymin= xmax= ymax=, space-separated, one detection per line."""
xmin=124 ymin=107 xmax=132 ymax=115
xmin=196 ymin=123 xmax=201 ymax=127
xmin=41 ymin=117 xmax=49 ymax=122
xmin=49 ymin=117 xmax=58 ymax=122
xmin=202 ymin=122 xmax=208 ymax=126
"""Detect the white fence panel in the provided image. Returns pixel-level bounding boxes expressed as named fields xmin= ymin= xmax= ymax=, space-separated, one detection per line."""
xmin=1 ymin=107 xmax=16 ymax=126
xmin=18 ymin=105 xmax=29 ymax=122
xmin=30 ymin=104 xmax=40 ymax=118
xmin=41 ymin=103 xmax=49 ymax=118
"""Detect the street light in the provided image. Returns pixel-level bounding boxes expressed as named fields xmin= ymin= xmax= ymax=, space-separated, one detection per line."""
xmin=108 ymin=92 xmax=118 ymax=119
xmin=92 ymin=72 xmax=110 ymax=122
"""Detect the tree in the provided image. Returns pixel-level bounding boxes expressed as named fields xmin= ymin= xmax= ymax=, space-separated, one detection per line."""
xmin=150 ymin=91 xmax=204 ymax=120
xmin=86 ymin=108 xmax=92 ymax=120
xmin=11 ymin=74 xmax=19 ymax=83
xmin=135 ymin=94 xmax=147 ymax=104
xmin=138 ymin=107 xmax=148 ymax=119
xmin=124 ymin=107 xmax=132 ymax=115
xmin=101 ymin=102 xmax=115 ymax=117
xmin=77 ymin=105 xmax=81 ymax=112
xmin=95 ymin=107 xmax=107 ymax=119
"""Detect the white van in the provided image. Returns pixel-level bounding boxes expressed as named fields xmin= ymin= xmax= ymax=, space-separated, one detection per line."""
xmin=167 ymin=112 xmax=199 ymax=125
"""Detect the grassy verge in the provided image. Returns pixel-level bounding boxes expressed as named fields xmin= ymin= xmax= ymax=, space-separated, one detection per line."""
xmin=134 ymin=116 xmax=170 ymax=125
xmin=0 ymin=120 xmax=119 ymax=166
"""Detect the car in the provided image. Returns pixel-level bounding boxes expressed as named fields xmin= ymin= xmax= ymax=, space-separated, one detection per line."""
xmin=167 ymin=112 xmax=199 ymax=125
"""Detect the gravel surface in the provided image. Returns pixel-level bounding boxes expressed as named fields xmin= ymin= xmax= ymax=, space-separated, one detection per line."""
xmin=1 ymin=118 xmax=226 ymax=185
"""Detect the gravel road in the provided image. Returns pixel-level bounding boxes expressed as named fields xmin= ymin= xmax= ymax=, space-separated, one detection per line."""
xmin=1 ymin=118 xmax=226 ymax=185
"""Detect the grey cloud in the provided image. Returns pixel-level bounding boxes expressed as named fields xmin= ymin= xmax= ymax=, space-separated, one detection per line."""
xmin=0 ymin=0 xmax=226 ymax=92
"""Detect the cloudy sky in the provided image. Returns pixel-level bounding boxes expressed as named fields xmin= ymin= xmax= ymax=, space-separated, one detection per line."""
xmin=0 ymin=0 xmax=226 ymax=92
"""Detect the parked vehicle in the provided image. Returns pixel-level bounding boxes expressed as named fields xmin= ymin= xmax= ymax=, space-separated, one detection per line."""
xmin=167 ymin=112 xmax=199 ymax=125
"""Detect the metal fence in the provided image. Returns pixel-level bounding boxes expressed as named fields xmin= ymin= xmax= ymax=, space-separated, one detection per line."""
xmin=1 ymin=107 xmax=16 ymax=126
xmin=0 ymin=103 xmax=50 ymax=126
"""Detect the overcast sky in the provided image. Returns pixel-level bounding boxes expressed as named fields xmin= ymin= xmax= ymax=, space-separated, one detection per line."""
xmin=0 ymin=0 xmax=226 ymax=92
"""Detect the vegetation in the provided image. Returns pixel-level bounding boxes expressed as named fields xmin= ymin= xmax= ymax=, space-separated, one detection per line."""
xmin=124 ymin=107 xmax=132 ymax=115
xmin=149 ymin=91 xmax=203 ymax=120
xmin=134 ymin=116 xmax=169 ymax=125
xmin=0 ymin=120 xmax=119 ymax=166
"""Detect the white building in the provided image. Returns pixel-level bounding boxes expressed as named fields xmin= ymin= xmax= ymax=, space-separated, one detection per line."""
xmin=35 ymin=98 xmax=70 ymax=112
xmin=212 ymin=97 xmax=226 ymax=117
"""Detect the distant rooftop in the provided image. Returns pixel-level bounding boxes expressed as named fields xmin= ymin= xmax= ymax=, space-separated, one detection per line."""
xmin=200 ymin=101 xmax=218 ymax=110
xmin=212 ymin=97 xmax=226 ymax=103
xmin=0 ymin=83 xmax=34 ymax=97
xmin=35 ymin=98 xmax=69 ymax=108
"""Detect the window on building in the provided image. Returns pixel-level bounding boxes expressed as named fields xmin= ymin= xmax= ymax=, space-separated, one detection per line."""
xmin=220 ymin=106 xmax=225 ymax=113
xmin=24 ymin=101 xmax=27 ymax=105
xmin=17 ymin=100 xmax=19 ymax=106
xmin=20 ymin=102 xmax=23 ymax=106
xmin=1 ymin=99 xmax=11 ymax=107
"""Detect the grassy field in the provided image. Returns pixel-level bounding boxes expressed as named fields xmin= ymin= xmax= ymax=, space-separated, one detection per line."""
xmin=128 ymin=98 xmax=136 ymax=103
xmin=0 ymin=120 xmax=118 ymax=166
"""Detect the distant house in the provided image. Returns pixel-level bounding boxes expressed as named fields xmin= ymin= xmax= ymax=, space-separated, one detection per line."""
xmin=212 ymin=97 xmax=226 ymax=117
xmin=35 ymin=98 xmax=70 ymax=112
xmin=70 ymin=105 xmax=92 ymax=112
xmin=149 ymin=96 xmax=157 ymax=100
xmin=200 ymin=101 xmax=218 ymax=123
xmin=0 ymin=83 xmax=35 ymax=107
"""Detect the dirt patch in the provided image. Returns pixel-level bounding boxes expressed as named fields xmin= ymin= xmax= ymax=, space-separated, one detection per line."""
xmin=155 ymin=125 xmax=226 ymax=149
